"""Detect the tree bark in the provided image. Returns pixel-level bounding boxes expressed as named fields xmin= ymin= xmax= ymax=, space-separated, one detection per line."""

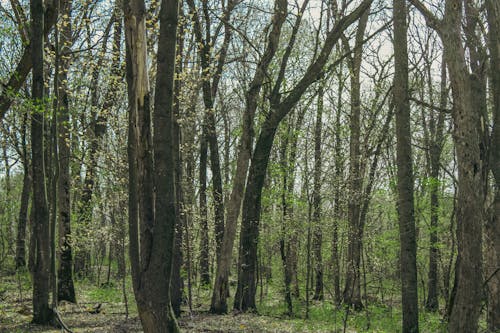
xmin=312 ymin=86 xmax=324 ymax=301
xmin=30 ymin=0 xmax=53 ymax=324
xmin=199 ymin=130 xmax=210 ymax=286
xmin=124 ymin=0 xmax=180 ymax=330
xmin=56 ymin=0 xmax=76 ymax=303
xmin=486 ymin=1 xmax=500 ymax=330
xmin=343 ymin=6 xmax=370 ymax=310
xmin=394 ymin=0 xmax=419 ymax=331
xmin=15 ymin=112 xmax=30 ymax=270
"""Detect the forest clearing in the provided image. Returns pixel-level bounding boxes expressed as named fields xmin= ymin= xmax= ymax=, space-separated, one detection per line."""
xmin=0 ymin=0 xmax=499 ymax=332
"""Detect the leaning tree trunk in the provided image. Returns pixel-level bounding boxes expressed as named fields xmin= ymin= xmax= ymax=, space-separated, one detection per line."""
xmin=393 ymin=0 xmax=419 ymax=331
xmin=30 ymin=0 xmax=53 ymax=323
xmin=234 ymin=0 xmax=373 ymax=312
xmin=210 ymin=0 xmax=285 ymax=314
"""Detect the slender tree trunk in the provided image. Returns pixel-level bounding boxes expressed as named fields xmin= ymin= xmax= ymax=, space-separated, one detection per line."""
xmin=199 ymin=129 xmax=210 ymax=286
xmin=343 ymin=7 xmax=370 ymax=310
xmin=312 ymin=86 xmax=324 ymax=301
xmin=425 ymin=57 xmax=446 ymax=312
xmin=31 ymin=0 xmax=53 ymax=323
xmin=74 ymin=14 xmax=115 ymax=277
xmin=234 ymin=0 xmax=372 ymax=311
xmin=56 ymin=0 xmax=76 ymax=303
xmin=210 ymin=0 xmax=285 ymax=314
xmin=16 ymin=112 xmax=30 ymax=269
xmin=394 ymin=0 xmax=419 ymax=331
xmin=171 ymin=17 xmax=185 ymax=315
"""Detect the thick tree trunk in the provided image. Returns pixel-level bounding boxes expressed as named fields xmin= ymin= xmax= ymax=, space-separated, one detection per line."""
xmin=30 ymin=0 xmax=53 ymax=324
xmin=486 ymin=1 xmax=500 ymax=330
xmin=124 ymin=0 xmax=180 ymax=330
xmin=442 ymin=3 xmax=484 ymax=332
xmin=393 ymin=0 xmax=419 ymax=331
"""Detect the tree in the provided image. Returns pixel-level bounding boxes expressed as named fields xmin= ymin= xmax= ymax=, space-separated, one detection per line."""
xmin=234 ymin=0 xmax=373 ymax=312
xmin=56 ymin=0 xmax=76 ymax=303
xmin=30 ymin=0 xmax=53 ymax=323
xmin=393 ymin=0 xmax=419 ymax=331
xmin=343 ymin=5 xmax=370 ymax=310
xmin=211 ymin=0 xmax=289 ymax=314
xmin=124 ymin=0 xmax=180 ymax=330
xmin=486 ymin=1 xmax=500 ymax=330
xmin=410 ymin=0 xmax=485 ymax=331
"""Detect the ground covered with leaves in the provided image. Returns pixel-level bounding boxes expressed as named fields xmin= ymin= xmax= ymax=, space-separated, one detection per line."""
xmin=0 ymin=272 xmax=449 ymax=332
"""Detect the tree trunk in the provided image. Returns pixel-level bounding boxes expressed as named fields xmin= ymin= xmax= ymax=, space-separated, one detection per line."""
xmin=312 ymin=86 xmax=324 ymax=301
xmin=74 ymin=14 xmax=115 ymax=277
xmin=30 ymin=0 xmax=53 ymax=323
xmin=171 ymin=18 xmax=185 ymax=315
xmin=15 ymin=114 xmax=30 ymax=270
xmin=394 ymin=0 xmax=419 ymax=331
xmin=210 ymin=0 xmax=285 ymax=314
xmin=199 ymin=129 xmax=210 ymax=286
xmin=442 ymin=3 xmax=484 ymax=332
xmin=56 ymin=0 xmax=76 ymax=303
xmin=234 ymin=0 xmax=373 ymax=312
xmin=343 ymin=6 xmax=370 ymax=310
xmin=425 ymin=56 xmax=447 ymax=313
xmin=486 ymin=1 xmax=500 ymax=330
xmin=124 ymin=0 xmax=180 ymax=330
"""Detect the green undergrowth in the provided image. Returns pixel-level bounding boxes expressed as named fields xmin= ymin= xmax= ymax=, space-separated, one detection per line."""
xmin=0 ymin=272 xmax=487 ymax=332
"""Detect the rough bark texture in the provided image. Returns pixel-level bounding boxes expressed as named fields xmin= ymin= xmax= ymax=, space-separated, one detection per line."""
xmin=15 ymin=121 xmax=30 ymax=270
xmin=199 ymin=131 xmax=210 ymax=286
xmin=393 ymin=0 xmax=419 ymax=331
xmin=30 ymin=0 xmax=53 ymax=324
xmin=343 ymin=7 xmax=370 ymax=310
xmin=56 ymin=0 xmax=76 ymax=303
xmin=410 ymin=1 xmax=485 ymax=331
xmin=124 ymin=0 xmax=180 ymax=331
xmin=486 ymin=1 xmax=500 ymax=330
xmin=442 ymin=3 xmax=484 ymax=332
xmin=424 ymin=56 xmax=446 ymax=313
xmin=312 ymin=86 xmax=324 ymax=301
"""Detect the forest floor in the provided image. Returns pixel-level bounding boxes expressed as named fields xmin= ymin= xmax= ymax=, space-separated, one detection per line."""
xmin=0 ymin=272 xmax=449 ymax=332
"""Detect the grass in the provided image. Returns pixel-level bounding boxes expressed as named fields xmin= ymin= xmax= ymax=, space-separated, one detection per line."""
xmin=0 ymin=271 xmax=475 ymax=333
